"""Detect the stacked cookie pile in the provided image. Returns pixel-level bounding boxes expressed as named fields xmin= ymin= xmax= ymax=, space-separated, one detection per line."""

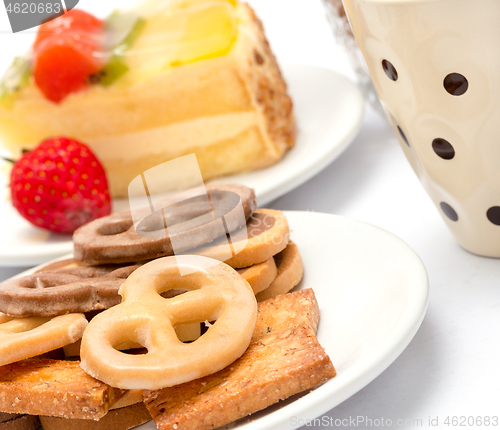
xmin=0 ymin=184 xmax=335 ymax=430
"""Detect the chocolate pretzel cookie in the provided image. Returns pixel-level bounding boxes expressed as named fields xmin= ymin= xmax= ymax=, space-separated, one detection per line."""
xmin=73 ymin=184 xmax=256 ymax=265
xmin=0 ymin=263 xmax=141 ymax=318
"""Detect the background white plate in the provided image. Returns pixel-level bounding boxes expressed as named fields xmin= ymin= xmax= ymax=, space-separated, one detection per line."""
xmin=0 ymin=63 xmax=364 ymax=267
xmin=114 ymin=211 xmax=425 ymax=430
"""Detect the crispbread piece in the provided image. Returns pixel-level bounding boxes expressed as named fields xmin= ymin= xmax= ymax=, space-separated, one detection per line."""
xmin=0 ymin=415 xmax=39 ymax=430
xmin=143 ymin=289 xmax=335 ymax=430
xmin=39 ymin=402 xmax=152 ymax=430
xmin=0 ymin=359 xmax=125 ymax=420
xmin=252 ymin=287 xmax=319 ymax=340
xmin=0 ymin=412 xmax=20 ymax=424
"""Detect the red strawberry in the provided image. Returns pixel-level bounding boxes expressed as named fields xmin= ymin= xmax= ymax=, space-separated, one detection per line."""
xmin=33 ymin=10 xmax=105 ymax=103
xmin=9 ymin=137 xmax=111 ymax=234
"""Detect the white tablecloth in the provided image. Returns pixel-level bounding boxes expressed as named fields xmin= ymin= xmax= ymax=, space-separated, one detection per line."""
xmin=1 ymin=1 xmax=499 ymax=428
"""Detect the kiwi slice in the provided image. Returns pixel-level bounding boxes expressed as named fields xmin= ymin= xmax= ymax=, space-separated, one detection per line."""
xmin=0 ymin=56 xmax=32 ymax=108
xmin=95 ymin=11 xmax=146 ymax=86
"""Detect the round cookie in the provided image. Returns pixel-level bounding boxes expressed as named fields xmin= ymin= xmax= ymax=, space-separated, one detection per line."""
xmin=255 ymin=241 xmax=303 ymax=302
xmin=237 ymin=258 xmax=278 ymax=295
xmin=197 ymin=209 xmax=289 ymax=268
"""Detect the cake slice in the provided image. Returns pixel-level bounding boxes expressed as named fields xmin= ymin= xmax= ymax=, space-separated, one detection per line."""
xmin=0 ymin=0 xmax=296 ymax=197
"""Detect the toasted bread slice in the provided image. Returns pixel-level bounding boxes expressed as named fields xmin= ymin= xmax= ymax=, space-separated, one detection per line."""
xmin=0 ymin=359 xmax=125 ymax=420
xmin=39 ymin=402 xmax=151 ymax=430
xmin=143 ymin=289 xmax=335 ymax=430
xmin=0 ymin=414 xmax=39 ymax=430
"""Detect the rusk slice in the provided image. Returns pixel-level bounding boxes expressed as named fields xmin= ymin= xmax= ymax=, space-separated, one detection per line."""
xmin=0 ymin=359 xmax=125 ymax=420
xmin=0 ymin=2 xmax=295 ymax=197
xmin=39 ymin=402 xmax=152 ymax=430
xmin=0 ymin=412 xmax=20 ymax=424
xmin=0 ymin=415 xmax=39 ymax=430
xmin=143 ymin=289 xmax=335 ymax=430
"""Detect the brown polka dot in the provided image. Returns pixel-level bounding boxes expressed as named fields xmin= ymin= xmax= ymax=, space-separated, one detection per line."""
xmin=444 ymin=73 xmax=468 ymax=96
xmin=486 ymin=207 xmax=500 ymax=226
xmin=432 ymin=138 xmax=455 ymax=160
xmin=382 ymin=59 xmax=398 ymax=81
xmin=397 ymin=126 xmax=410 ymax=147
xmin=440 ymin=202 xmax=458 ymax=221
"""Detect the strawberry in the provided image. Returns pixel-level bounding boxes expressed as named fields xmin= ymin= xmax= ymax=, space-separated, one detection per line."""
xmin=9 ymin=137 xmax=111 ymax=234
xmin=33 ymin=10 xmax=105 ymax=103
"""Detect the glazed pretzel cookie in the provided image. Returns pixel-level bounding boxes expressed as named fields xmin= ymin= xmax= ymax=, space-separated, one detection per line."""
xmin=196 ymin=209 xmax=290 ymax=268
xmin=73 ymin=184 xmax=256 ymax=265
xmin=0 ymin=313 xmax=87 ymax=367
xmin=80 ymin=255 xmax=257 ymax=390
xmin=0 ymin=262 xmax=141 ymax=318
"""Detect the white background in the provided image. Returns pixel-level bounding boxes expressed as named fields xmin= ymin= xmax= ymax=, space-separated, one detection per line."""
xmin=1 ymin=1 xmax=500 ymax=429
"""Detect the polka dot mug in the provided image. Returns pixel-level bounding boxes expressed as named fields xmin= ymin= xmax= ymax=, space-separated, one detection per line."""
xmin=343 ymin=0 xmax=500 ymax=257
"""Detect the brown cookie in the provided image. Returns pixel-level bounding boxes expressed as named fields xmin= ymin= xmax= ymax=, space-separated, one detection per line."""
xmin=0 ymin=262 xmax=141 ymax=317
xmin=73 ymin=184 xmax=256 ymax=265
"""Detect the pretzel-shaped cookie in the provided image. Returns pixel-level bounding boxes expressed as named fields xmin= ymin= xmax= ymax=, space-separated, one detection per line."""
xmin=80 ymin=256 xmax=257 ymax=390
xmin=0 ymin=263 xmax=141 ymax=317
xmin=0 ymin=313 xmax=87 ymax=367
xmin=73 ymin=184 xmax=256 ymax=265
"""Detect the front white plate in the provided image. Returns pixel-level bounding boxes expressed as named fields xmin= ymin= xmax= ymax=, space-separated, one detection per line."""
xmin=135 ymin=211 xmax=429 ymax=429
xmin=0 ymin=63 xmax=364 ymax=267
xmin=8 ymin=211 xmax=427 ymax=430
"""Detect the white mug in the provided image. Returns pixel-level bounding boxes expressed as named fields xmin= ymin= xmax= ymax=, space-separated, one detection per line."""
xmin=343 ymin=0 xmax=500 ymax=257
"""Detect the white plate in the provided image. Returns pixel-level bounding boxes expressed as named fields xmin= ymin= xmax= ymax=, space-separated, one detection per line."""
xmin=0 ymin=63 xmax=364 ymax=266
xmin=130 ymin=211 xmax=429 ymax=430
xmin=8 ymin=211 xmax=428 ymax=430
